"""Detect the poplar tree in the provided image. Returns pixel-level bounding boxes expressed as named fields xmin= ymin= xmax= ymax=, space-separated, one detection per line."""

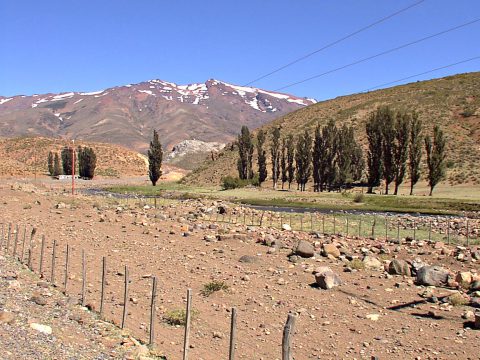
xmin=61 ymin=147 xmax=73 ymax=175
xmin=408 ymin=113 xmax=422 ymax=195
xmin=53 ymin=153 xmax=61 ymax=176
xmin=48 ymin=151 xmax=54 ymax=176
xmin=286 ymin=134 xmax=295 ymax=189
xmin=270 ymin=127 xmax=281 ymax=189
xmin=322 ymin=120 xmax=338 ymax=191
xmin=393 ymin=112 xmax=410 ymax=195
xmin=380 ymin=107 xmax=396 ymax=194
xmin=366 ymin=108 xmax=384 ymax=193
xmin=256 ymin=129 xmax=267 ymax=185
xmin=280 ymin=138 xmax=287 ymax=189
xmin=148 ymin=130 xmax=163 ymax=186
xmin=312 ymin=124 xmax=324 ymax=192
xmin=295 ymin=130 xmax=312 ymax=191
xmin=237 ymin=126 xmax=254 ymax=180
xmin=78 ymin=146 xmax=97 ymax=179
xmin=425 ymin=125 xmax=446 ymax=196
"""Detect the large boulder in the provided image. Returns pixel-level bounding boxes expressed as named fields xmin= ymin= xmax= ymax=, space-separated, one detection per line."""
xmin=416 ymin=266 xmax=450 ymax=287
xmin=363 ymin=256 xmax=383 ymax=270
xmin=388 ymin=259 xmax=411 ymax=276
xmin=322 ymin=243 xmax=340 ymax=258
xmin=294 ymin=240 xmax=315 ymax=258
xmin=314 ymin=267 xmax=342 ymax=290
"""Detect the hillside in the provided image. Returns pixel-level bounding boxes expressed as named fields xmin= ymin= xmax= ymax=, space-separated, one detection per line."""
xmin=0 ymin=79 xmax=315 ymax=153
xmin=0 ymin=136 xmax=148 ymax=178
xmin=185 ymin=72 xmax=480 ymax=186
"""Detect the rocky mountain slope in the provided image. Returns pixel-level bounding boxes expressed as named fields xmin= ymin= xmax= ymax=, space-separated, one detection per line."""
xmin=0 ymin=79 xmax=316 ymax=153
xmin=185 ymin=72 xmax=480 ymax=186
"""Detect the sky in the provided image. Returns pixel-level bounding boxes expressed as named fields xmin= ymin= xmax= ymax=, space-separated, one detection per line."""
xmin=1 ymin=0 xmax=479 ymax=100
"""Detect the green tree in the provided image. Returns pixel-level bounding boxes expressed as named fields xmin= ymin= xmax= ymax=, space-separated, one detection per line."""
xmin=148 ymin=130 xmax=163 ymax=186
xmin=280 ymin=138 xmax=287 ymax=189
xmin=425 ymin=125 xmax=446 ymax=196
xmin=61 ymin=147 xmax=74 ymax=175
xmin=380 ymin=107 xmax=396 ymax=194
xmin=322 ymin=120 xmax=339 ymax=191
xmin=78 ymin=146 xmax=97 ymax=179
xmin=409 ymin=113 xmax=422 ymax=195
xmin=286 ymin=134 xmax=295 ymax=189
xmin=270 ymin=127 xmax=281 ymax=189
xmin=295 ymin=130 xmax=312 ymax=191
xmin=256 ymin=129 xmax=267 ymax=185
xmin=366 ymin=108 xmax=384 ymax=193
xmin=312 ymin=124 xmax=324 ymax=192
xmin=237 ymin=126 xmax=254 ymax=180
xmin=393 ymin=112 xmax=410 ymax=195
xmin=47 ymin=151 xmax=54 ymax=176
xmin=53 ymin=153 xmax=61 ymax=176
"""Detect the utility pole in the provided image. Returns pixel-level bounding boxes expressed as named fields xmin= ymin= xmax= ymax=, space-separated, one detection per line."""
xmin=33 ymin=139 xmax=37 ymax=182
xmin=72 ymin=139 xmax=75 ymax=195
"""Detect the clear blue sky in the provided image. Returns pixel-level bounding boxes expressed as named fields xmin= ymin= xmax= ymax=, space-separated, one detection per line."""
xmin=1 ymin=0 xmax=479 ymax=100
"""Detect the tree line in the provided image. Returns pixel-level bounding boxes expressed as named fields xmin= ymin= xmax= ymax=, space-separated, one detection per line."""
xmin=236 ymin=106 xmax=446 ymax=195
xmin=47 ymin=146 xmax=97 ymax=179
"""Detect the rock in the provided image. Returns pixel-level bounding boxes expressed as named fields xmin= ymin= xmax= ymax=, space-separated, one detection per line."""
xmin=30 ymin=323 xmax=52 ymax=335
xmin=31 ymin=295 xmax=48 ymax=306
xmin=314 ymin=266 xmax=342 ymax=290
xmin=455 ymin=272 xmax=473 ymax=288
xmin=294 ymin=240 xmax=315 ymax=258
xmin=363 ymin=256 xmax=383 ymax=270
xmin=366 ymin=314 xmax=380 ymax=321
xmin=470 ymin=297 xmax=480 ymax=308
xmin=475 ymin=311 xmax=480 ymax=330
xmin=0 ymin=311 xmax=15 ymax=324
xmin=471 ymin=280 xmax=480 ymax=291
xmin=238 ymin=255 xmax=257 ymax=264
xmin=322 ymin=243 xmax=340 ymax=258
xmin=416 ymin=265 xmax=450 ymax=287
xmin=217 ymin=205 xmax=228 ymax=214
xmin=213 ymin=331 xmax=224 ymax=339
xmin=472 ymin=251 xmax=480 ymax=260
xmin=388 ymin=259 xmax=411 ymax=276
xmin=282 ymin=224 xmax=292 ymax=231
xmin=288 ymin=255 xmax=301 ymax=263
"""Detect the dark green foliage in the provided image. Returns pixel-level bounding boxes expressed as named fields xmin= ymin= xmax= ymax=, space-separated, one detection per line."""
xmin=47 ymin=151 xmax=54 ymax=176
xmin=237 ymin=126 xmax=254 ymax=180
xmin=380 ymin=107 xmax=396 ymax=194
xmin=393 ymin=112 xmax=411 ymax=195
xmin=366 ymin=108 xmax=385 ymax=193
xmin=256 ymin=129 xmax=267 ymax=185
xmin=53 ymin=153 xmax=61 ymax=176
xmin=409 ymin=113 xmax=423 ymax=195
xmin=148 ymin=130 xmax=163 ymax=186
xmin=221 ymin=175 xmax=258 ymax=190
xmin=286 ymin=134 xmax=295 ymax=189
xmin=280 ymin=138 xmax=287 ymax=189
xmin=295 ymin=130 xmax=312 ymax=191
xmin=270 ymin=127 xmax=281 ymax=189
xmin=425 ymin=125 xmax=446 ymax=196
xmin=77 ymin=146 xmax=97 ymax=179
xmin=61 ymin=147 xmax=74 ymax=175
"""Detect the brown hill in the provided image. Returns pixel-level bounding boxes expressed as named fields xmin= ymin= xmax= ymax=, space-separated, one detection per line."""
xmin=184 ymin=72 xmax=480 ymax=186
xmin=0 ymin=136 xmax=148 ymax=178
xmin=0 ymin=80 xmax=315 ymax=153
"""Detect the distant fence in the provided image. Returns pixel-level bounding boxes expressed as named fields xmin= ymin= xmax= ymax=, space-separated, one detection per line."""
xmin=0 ymin=220 xmax=297 ymax=360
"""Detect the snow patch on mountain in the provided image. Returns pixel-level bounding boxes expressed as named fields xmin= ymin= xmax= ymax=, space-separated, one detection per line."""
xmin=0 ymin=98 xmax=12 ymax=105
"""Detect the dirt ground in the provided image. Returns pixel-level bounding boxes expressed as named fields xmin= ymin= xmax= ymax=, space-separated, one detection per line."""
xmin=0 ymin=181 xmax=479 ymax=360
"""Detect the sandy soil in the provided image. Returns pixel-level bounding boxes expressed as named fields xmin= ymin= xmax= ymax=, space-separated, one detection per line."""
xmin=0 ymin=182 xmax=479 ymax=360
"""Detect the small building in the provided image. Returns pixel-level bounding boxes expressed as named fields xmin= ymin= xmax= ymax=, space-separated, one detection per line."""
xmin=57 ymin=174 xmax=80 ymax=180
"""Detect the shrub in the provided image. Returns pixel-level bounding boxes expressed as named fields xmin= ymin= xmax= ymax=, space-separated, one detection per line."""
xmin=201 ymin=280 xmax=229 ymax=297
xmin=447 ymin=293 xmax=468 ymax=306
xmin=164 ymin=308 xmax=199 ymax=326
xmin=348 ymin=258 xmax=365 ymax=270
xmin=353 ymin=193 xmax=365 ymax=203
xmin=221 ymin=176 xmax=249 ymax=190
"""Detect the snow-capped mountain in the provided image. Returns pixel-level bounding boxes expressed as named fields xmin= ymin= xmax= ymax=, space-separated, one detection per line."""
xmin=0 ymin=79 xmax=316 ymax=153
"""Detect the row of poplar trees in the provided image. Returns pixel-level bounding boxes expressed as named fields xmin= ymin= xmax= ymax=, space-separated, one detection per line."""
xmin=237 ymin=120 xmax=364 ymax=192
xmin=47 ymin=146 xmax=97 ymax=179
xmin=237 ymin=106 xmax=446 ymax=195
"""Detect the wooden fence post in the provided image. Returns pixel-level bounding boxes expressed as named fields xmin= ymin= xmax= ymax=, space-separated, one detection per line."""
xmin=397 ymin=222 xmax=400 ymax=242
xmin=100 ymin=256 xmax=106 ymax=317
xmin=346 ymin=217 xmax=349 ymax=237
xmin=13 ymin=224 xmax=19 ymax=257
xmin=20 ymin=225 xmax=27 ymax=263
xmin=6 ymin=223 xmax=11 ymax=252
xmin=229 ymin=307 xmax=237 ymax=360
xmin=0 ymin=223 xmax=4 ymax=251
xmin=300 ymin=215 xmax=303 ymax=231
xmin=466 ymin=220 xmax=469 ymax=246
xmin=333 ymin=214 xmax=336 ymax=235
xmin=413 ymin=220 xmax=416 ymax=241
xmin=183 ymin=288 xmax=193 ymax=360
xmin=429 ymin=220 xmax=432 ymax=241
xmin=39 ymin=235 xmax=46 ymax=277
xmin=149 ymin=276 xmax=157 ymax=345
xmin=385 ymin=217 xmax=388 ymax=241
xmin=51 ymin=240 xmax=57 ymax=285
xmin=447 ymin=221 xmax=450 ymax=244
xmin=29 ymin=228 xmax=37 ymax=265
xmin=310 ymin=213 xmax=313 ymax=232
xmin=122 ymin=265 xmax=129 ymax=329
xmin=282 ymin=314 xmax=296 ymax=360
xmin=81 ymin=250 xmax=86 ymax=307
xmin=358 ymin=219 xmax=362 ymax=238
xmin=64 ymin=244 xmax=70 ymax=294
xmin=322 ymin=216 xmax=325 ymax=234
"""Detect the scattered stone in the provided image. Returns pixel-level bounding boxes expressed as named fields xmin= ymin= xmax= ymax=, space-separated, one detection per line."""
xmin=294 ymin=240 xmax=314 ymax=258
xmin=314 ymin=266 xmax=342 ymax=290
xmin=366 ymin=314 xmax=380 ymax=321
xmin=282 ymin=224 xmax=292 ymax=231
xmin=362 ymin=256 xmax=383 ymax=270
xmin=322 ymin=243 xmax=340 ymax=258
xmin=416 ymin=265 xmax=450 ymax=287
xmin=388 ymin=259 xmax=411 ymax=276
xmin=238 ymin=255 xmax=257 ymax=264
xmin=0 ymin=311 xmax=15 ymax=324
xmin=30 ymin=323 xmax=52 ymax=335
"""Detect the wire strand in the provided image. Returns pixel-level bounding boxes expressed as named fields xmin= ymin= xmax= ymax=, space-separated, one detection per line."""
xmin=275 ymin=17 xmax=480 ymax=91
xmin=243 ymin=0 xmax=426 ymax=86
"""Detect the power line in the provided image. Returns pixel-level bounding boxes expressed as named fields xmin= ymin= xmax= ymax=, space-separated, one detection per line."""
xmin=243 ymin=0 xmax=426 ymax=86
xmin=362 ymin=55 xmax=480 ymax=92
xmin=275 ymin=17 xmax=480 ymax=91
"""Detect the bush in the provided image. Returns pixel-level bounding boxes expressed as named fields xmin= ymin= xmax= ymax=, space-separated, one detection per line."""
xmin=221 ymin=176 xmax=255 ymax=190
xmin=447 ymin=293 xmax=469 ymax=306
xmin=164 ymin=308 xmax=199 ymax=326
xmin=353 ymin=193 xmax=365 ymax=203
xmin=348 ymin=258 xmax=365 ymax=270
xmin=201 ymin=280 xmax=229 ymax=297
